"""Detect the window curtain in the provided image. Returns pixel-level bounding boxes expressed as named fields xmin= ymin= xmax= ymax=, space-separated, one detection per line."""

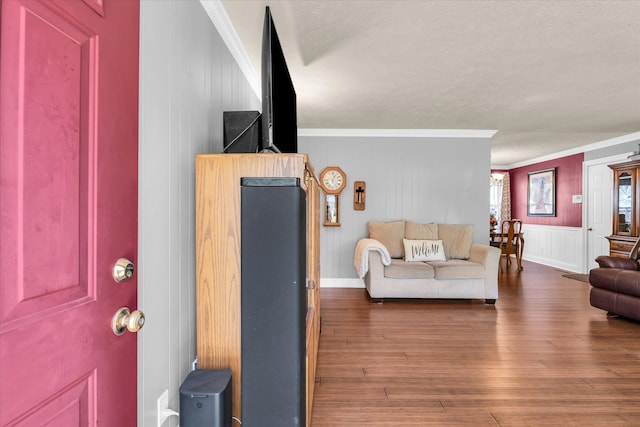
xmin=490 ymin=175 xmax=503 ymax=225
xmin=500 ymin=172 xmax=512 ymax=221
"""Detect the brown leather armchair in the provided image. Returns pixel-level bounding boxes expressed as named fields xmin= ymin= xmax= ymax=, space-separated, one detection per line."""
xmin=589 ymin=240 xmax=640 ymax=321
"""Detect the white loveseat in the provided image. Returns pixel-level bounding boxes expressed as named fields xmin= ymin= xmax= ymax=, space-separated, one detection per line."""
xmin=354 ymin=221 xmax=500 ymax=304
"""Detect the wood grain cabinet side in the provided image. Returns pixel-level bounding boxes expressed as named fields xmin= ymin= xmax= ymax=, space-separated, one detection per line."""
xmin=195 ymin=153 xmax=320 ymax=425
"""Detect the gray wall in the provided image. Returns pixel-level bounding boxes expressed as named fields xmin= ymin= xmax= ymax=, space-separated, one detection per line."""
xmin=299 ymin=135 xmax=492 ymax=279
xmin=584 ymin=137 xmax=640 ymax=162
xmin=138 ymin=1 xmax=260 ymax=426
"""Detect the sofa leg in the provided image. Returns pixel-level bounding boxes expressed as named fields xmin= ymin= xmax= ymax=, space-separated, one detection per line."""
xmin=485 ymin=299 xmax=496 ymax=305
xmin=364 ymin=290 xmax=384 ymax=304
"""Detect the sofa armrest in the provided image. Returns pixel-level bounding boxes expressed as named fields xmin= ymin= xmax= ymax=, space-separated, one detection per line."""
xmin=469 ymin=243 xmax=501 ymax=267
xmin=354 ymin=238 xmax=391 ymax=278
xmin=469 ymin=243 xmax=501 ymax=300
xmin=594 ymin=255 xmax=639 ymax=270
xmin=363 ymin=250 xmax=386 ymax=288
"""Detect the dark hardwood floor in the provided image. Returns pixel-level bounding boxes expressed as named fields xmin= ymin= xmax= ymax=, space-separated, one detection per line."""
xmin=310 ymin=260 xmax=640 ymax=426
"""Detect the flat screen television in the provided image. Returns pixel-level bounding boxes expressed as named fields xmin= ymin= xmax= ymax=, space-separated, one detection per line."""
xmin=260 ymin=6 xmax=297 ymax=153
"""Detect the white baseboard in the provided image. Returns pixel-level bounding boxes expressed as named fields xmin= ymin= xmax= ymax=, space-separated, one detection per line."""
xmin=522 ymin=255 xmax=580 ymax=273
xmin=320 ymin=278 xmax=364 ymax=288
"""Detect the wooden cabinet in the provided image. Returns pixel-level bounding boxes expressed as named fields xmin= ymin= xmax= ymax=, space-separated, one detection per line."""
xmin=607 ymin=160 xmax=640 ymax=257
xmin=195 ymin=153 xmax=320 ymax=425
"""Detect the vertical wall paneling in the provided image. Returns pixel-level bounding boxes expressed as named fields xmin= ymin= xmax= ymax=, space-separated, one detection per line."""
xmin=509 ymin=153 xmax=584 ymax=227
xmin=138 ymin=2 xmax=260 ymax=426
xmin=502 ymin=134 xmax=640 ymax=273
xmin=299 ymin=133 xmax=493 ymax=280
xmin=131 ymin=0 xmax=640 ymax=419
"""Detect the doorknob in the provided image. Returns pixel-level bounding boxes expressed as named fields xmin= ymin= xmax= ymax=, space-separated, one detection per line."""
xmin=112 ymin=307 xmax=145 ymax=335
xmin=588 ymin=228 xmax=593 ymax=231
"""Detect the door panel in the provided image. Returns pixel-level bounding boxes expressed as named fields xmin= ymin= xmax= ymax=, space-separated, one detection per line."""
xmin=0 ymin=0 xmax=140 ymax=425
xmin=1 ymin=0 xmax=95 ymax=328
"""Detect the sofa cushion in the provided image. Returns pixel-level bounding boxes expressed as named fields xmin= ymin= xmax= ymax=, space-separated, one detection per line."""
xmin=427 ymin=259 xmax=485 ymax=280
xmin=438 ymin=224 xmax=473 ymax=259
xmin=405 ymin=221 xmax=438 ymax=240
xmin=368 ymin=220 xmax=406 ymax=258
xmin=403 ymin=239 xmax=446 ymax=262
xmin=384 ymin=259 xmax=435 ymax=279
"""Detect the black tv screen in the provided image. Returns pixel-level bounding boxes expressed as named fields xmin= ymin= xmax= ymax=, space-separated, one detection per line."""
xmin=261 ymin=6 xmax=297 ymax=153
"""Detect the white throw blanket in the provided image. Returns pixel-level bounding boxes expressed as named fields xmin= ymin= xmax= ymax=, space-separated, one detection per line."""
xmin=354 ymin=238 xmax=392 ymax=278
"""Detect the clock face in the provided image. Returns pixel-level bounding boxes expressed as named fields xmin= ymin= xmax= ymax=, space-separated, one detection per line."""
xmin=322 ymin=170 xmax=344 ymax=191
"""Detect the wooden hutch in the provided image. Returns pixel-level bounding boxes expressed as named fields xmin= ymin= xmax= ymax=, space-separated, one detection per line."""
xmin=195 ymin=153 xmax=320 ymax=425
xmin=607 ymin=159 xmax=640 ymax=257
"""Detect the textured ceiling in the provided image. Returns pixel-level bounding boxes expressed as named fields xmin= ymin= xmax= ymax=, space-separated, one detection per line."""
xmin=219 ymin=0 xmax=640 ymax=166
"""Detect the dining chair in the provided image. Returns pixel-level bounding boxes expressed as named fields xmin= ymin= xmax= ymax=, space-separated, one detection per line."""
xmin=497 ymin=219 xmax=523 ymax=270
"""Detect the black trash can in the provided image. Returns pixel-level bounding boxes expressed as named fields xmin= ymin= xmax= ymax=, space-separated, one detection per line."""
xmin=179 ymin=369 xmax=232 ymax=427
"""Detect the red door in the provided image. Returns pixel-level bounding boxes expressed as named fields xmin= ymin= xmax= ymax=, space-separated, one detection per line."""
xmin=0 ymin=0 xmax=140 ymax=425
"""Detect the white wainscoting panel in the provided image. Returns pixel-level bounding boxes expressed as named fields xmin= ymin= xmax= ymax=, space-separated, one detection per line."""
xmin=521 ymin=224 xmax=585 ymax=273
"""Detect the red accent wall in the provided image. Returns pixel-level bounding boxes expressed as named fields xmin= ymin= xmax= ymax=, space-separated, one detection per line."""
xmin=509 ymin=153 xmax=584 ymax=227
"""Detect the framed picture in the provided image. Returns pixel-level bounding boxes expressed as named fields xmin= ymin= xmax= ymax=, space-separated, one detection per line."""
xmin=528 ymin=168 xmax=556 ymax=216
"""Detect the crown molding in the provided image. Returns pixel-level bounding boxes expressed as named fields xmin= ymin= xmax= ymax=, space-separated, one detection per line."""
xmin=200 ymin=0 xmax=260 ymax=98
xmin=501 ymin=131 xmax=640 ymax=169
xmin=298 ymin=128 xmax=497 ymax=139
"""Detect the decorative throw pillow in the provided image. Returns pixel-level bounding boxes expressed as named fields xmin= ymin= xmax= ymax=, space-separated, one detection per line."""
xmin=405 ymin=221 xmax=438 ymax=240
xmin=368 ymin=220 xmax=406 ymax=258
xmin=437 ymin=224 xmax=473 ymax=259
xmin=403 ymin=239 xmax=446 ymax=262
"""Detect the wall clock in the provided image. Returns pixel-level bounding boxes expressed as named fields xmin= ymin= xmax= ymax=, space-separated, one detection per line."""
xmin=319 ymin=167 xmax=346 ymax=226
xmin=320 ymin=166 xmax=346 ymax=194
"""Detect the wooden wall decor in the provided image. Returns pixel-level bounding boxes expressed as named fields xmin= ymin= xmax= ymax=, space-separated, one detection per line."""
xmin=354 ymin=181 xmax=366 ymax=210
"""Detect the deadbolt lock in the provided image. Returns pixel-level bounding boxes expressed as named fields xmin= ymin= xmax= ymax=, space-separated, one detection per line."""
xmin=113 ymin=258 xmax=135 ymax=283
